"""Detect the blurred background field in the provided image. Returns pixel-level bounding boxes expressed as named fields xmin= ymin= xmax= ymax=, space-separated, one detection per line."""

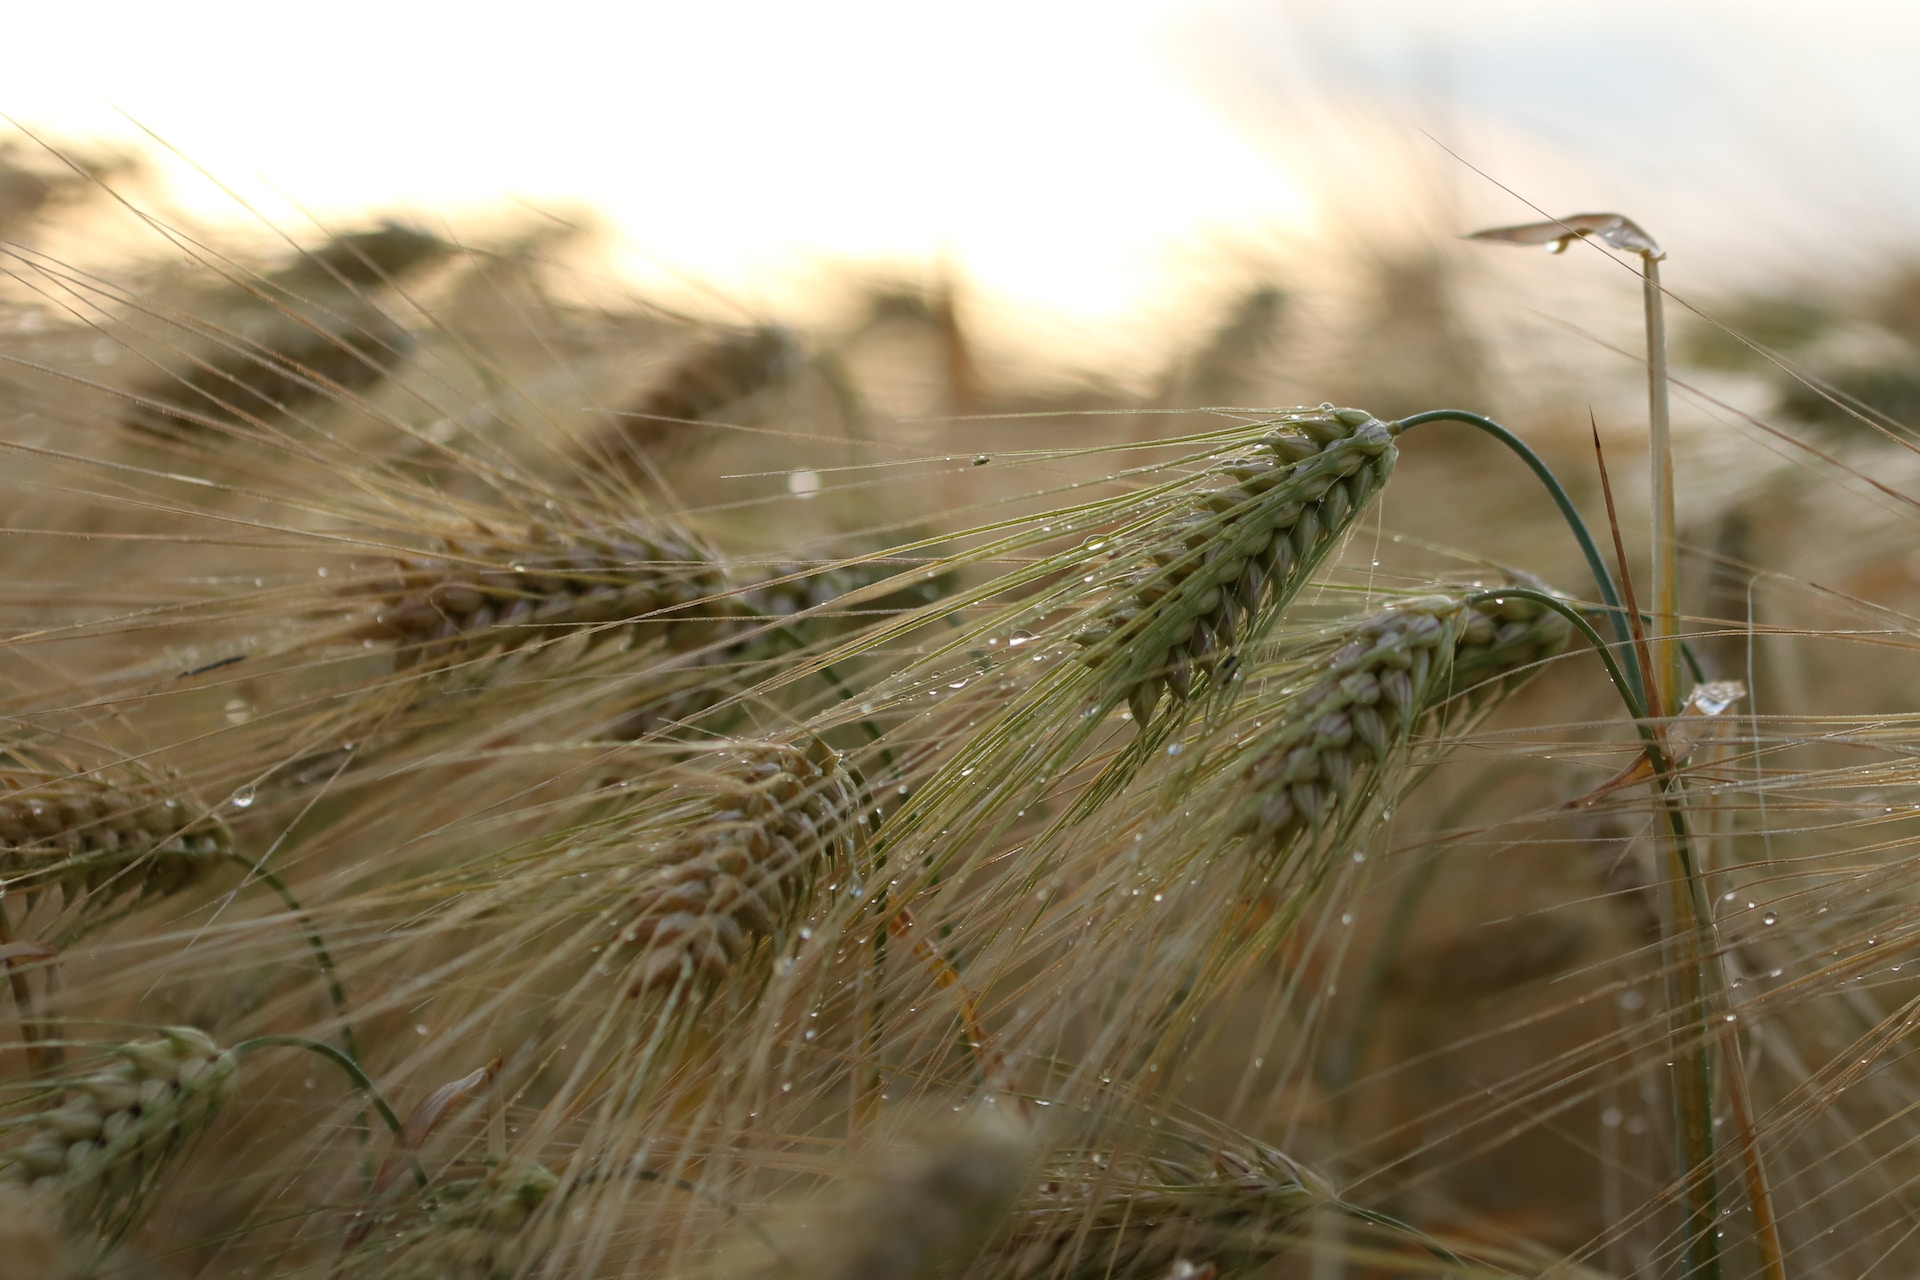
xmin=7 ymin=3 xmax=1920 ymax=1277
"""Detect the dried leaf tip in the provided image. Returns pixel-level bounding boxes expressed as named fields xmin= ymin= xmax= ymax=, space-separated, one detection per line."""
xmin=1468 ymin=212 xmax=1663 ymax=261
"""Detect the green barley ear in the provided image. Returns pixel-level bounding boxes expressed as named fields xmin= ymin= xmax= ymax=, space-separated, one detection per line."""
xmin=0 ymin=1028 xmax=238 ymax=1246
xmin=0 ymin=759 xmax=230 ymax=907
xmin=996 ymin=1140 xmax=1326 ymax=1280
xmin=1073 ymin=406 xmax=1399 ymax=726
xmin=1230 ymin=597 xmax=1463 ymax=850
xmin=350 ymin=511 xmax=739 ymax=669
xmin=341 ymin=1159 xmax=560 ymax=1280
xmin=1232 ymin=585 xmax=1570 ymax=851
xmin=1447 ymin=581 xmax=1575 ymax=705
xmin=614 ymin=735 xmax=866 ymax=996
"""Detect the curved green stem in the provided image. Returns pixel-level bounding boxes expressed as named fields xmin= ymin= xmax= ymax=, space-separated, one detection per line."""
xmin=235 ymin=1034 xmax=403 ymax=1139
xmin=1464 ymin=589 xmax=1647 ymax=722
xmin=1396 ymin=409 xmax=1641 ymax=707
xmin=227 ymin=853 xmax=360 ymax=1064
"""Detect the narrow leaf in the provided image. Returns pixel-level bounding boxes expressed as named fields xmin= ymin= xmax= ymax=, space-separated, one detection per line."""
xmin=1468 ymin=212 xmax=1663 ymax=260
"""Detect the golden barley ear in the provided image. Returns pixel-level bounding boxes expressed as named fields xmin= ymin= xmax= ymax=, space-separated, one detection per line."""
xmin=119 ymin=223 xmax=448 ymax=439
xmin=614 ymin=734 xmax=867 ymax=998
xmin=993 ymin=1139 xmax=1327 ymax=1280
xmin=0 ymin=754 xmax=231 ymax=910
xmin=583 ymin=324 xmax=804 ymax=480
xmin=0 ymin=1028 xmax=238 ymax=1250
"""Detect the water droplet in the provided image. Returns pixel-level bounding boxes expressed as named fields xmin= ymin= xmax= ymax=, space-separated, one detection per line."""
xmin=1618 ymin=989 xmax=1645 ymax=1012
xmin=414 ymin=1023 xmax=428 ymax=1036
xmin=1601 ymin=1106 xmax=1623 ymax=1128
xmin=1165 ymin=743 xmax=1183 ymax=756
xmin=1340 ymin=912 xmax=1353 ymax=925
xmin=973 ymin=455 xmax=990 ymax=466
xmin=948 ymin=679 xmax=968 ymax=690
xmin=787 ymin=469 xmax=822 ymax=497
xmin=780 ymin=1081 xmax=793 ymax=1092
xmin=1009 ymin=630 xmax=1036 ymax=647
xmin=229 ymin=784 xmax=257 ymax=810
xmin=223 ymin=698 xmax=253 ymax=726
xmin=1762 ymin=911 xmax=1778 ymax=926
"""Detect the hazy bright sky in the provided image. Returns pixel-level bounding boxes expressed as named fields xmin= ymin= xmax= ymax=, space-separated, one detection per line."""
xmin=11 ymin=0 xmax=1920 ymax=353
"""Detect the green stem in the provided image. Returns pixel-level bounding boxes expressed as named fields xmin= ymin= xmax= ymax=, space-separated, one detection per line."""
xmin=1396 ymin=409 xmax=1639 ymax=707
xmin=235 ymin=1034 xmax=403 ymax=1140
xmin=1486 ymin=589 xmax=1719 ymax=1280
xmin=227 ymin=853 xmax=360 ymax=1065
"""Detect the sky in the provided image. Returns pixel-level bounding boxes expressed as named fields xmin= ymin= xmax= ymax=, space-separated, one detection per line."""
xmin=10 ymin=0 xmax=1920 ymax=360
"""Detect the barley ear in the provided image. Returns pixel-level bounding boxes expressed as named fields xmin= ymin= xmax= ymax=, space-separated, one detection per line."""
xmin=0 ymin=1028 xmax=238 ymax=1246
xmin=615 ymin=735 xmax=866 ymax=997
xmin=1075 ymin=406 xmax=1399 ymax=727
xmin=0 ymin=761 xmax=231 ymax=909
xmin=339 ymin=1159 xmax=560 ymax=1280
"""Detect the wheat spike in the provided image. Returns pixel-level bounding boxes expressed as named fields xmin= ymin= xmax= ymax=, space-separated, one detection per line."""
xmin=353 ymin=513 xmax=738 ymax=669
xmin=993 ymin=1141 xmax=1324 ymax=1280
xmin=1073 ymin=406 xmax=1400 ymax=726
xmin=0 ymin=760 xmax=230 ymax=904
xmin=615 ymin=736 xmax=865 ymax=996
xmin=0 ymin=1028 xmax=238 ymax=1243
